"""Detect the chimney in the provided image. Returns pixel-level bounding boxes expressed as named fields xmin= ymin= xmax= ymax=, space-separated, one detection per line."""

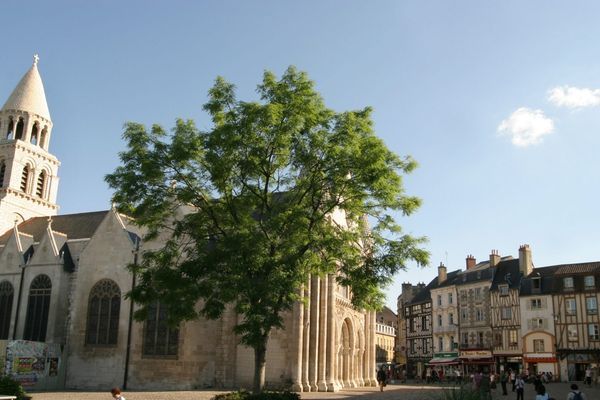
xmin=519 ymin=244 xmax=533 ymax=276
xmin=438 ymin=262 xmax=447 ymax=284
xmin=489 ymin=249 xmax=501 ymax=267
xmin=466 ymin=254 xmax=476 ymax=270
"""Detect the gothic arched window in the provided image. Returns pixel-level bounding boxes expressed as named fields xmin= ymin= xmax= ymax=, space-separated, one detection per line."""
xmin=23 ymin=274 xmax=52 ymax=341
xmin=39 ymin=126 xmax=48 ymax=149
xmin=15 ymin=118 xmax=24 ymax=140
xmin=143 ymin=301 xmax=179 ymax=357
xmin=0 ymin=281 xmax=14 ymax=339
xmin=0 ymin=161 xmax=6 ymax=188
xmin=85 ymin=279 xmax=121 ymax=346
xmin=6 ymin=117 xmax=14 ymax=139
xmin=20 ymin=165 xmax=29 ymax=192
xmin=36 ymin=170 xmax=46 ymax=198
xmin=30 ymin=123 xmax=39 ymax=145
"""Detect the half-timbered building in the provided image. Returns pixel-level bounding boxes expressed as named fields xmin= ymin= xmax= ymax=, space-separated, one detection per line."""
xmin=404 ymin=282 xmax=432 ymax=379
xmin=490 ymin=245 xmax=532 ymax=374
xmin=552 ymin=262 xmax=600 ymax=381
xmin=520 ymin=266 xmax=558 ymax=377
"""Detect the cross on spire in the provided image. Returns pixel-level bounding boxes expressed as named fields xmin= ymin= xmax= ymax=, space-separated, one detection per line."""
xmin=33 ymin=54 xmax=39 ymax=66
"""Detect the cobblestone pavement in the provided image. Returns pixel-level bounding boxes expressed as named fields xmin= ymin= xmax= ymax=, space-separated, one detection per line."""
xmin=22 ymin=382 xmax=600 ymax=400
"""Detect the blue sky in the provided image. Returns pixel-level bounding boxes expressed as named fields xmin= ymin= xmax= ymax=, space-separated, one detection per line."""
xmin=2 ymin=1 xmax=600 ymax=311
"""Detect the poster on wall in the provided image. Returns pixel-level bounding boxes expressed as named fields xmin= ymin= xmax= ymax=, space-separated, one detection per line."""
xmin=6 ymin=340 xmax=49 ymax=386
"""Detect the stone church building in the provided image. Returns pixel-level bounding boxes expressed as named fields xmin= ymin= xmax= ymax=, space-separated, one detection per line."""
xmin=0 ymin=58 xmax=377 ymax=391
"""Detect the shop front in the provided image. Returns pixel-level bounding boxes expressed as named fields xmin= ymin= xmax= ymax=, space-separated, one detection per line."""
xmin=557 ymin=351 xmax=600 ymax=382
xmin=523 ymin=353 xmax=557 ymax=377
xmin=495 ymin=355 xmax=523 ymax=375
xmin=429 ymin=352 xmax=460 ymax=381
xmin=459 ymin=349 xmax=494 ymax=375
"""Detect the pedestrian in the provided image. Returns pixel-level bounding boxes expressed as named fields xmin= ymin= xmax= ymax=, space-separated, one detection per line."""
xmin=514 ymin=374 xmax=525 ymax=400
xmin=426 ymin=367 xmax=432 ymax=383
xmin=455 ymin=368 xmax=462 ymax=384
xmin=500 ymin=370 xmax=508 ymax=395
xmin=110 ymin=387 xmax=126 ymax=400
xmin=479 ymin=371 xmax=491 ymax=400
xmin=585 ymin=366 xmax=592 ymax=387
xmin=566 ymin=383 xmax=587 ymax=400
xmin=535 ymin=384 xmax=549 ymax=400
xmin=510 ymin=369 xmax=516 ymax=392
xmin=377 ymin=367 xmax=387 ymax=392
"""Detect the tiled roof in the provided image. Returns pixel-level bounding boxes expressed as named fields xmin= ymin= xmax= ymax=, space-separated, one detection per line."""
xmin=552 ymin=262 xmax=600 ymax=275
xmin=0 ymin=211 xmax=109 ymax=245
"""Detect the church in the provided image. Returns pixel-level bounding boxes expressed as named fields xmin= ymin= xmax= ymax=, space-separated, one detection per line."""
xmin=0 ymin=57 xmax=377 ymax=391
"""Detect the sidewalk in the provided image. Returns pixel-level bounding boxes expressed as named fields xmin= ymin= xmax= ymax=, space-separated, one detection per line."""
xmin=21 ymin=382 xmax=600 ymax=400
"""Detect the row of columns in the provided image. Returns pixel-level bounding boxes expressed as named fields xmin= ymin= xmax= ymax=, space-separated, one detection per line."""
xmin=290 ymin=274 xmax=377 ymax=392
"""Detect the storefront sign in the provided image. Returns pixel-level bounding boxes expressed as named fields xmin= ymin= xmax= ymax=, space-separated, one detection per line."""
xmin=434 ymin=352 xmax=459 ymax=359
xmin=460 ymin=350 xmax=492 ymax=359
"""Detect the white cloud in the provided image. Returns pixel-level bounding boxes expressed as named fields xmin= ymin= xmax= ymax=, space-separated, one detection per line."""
xmin=497 ymin=107 xmax=554 ymax=147
xmin=548 ymin=86 xmax=600 ymax=109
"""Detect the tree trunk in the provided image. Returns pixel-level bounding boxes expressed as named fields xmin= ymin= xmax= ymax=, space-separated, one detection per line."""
xmin=253 ymin=338 xmax=268 ymax=393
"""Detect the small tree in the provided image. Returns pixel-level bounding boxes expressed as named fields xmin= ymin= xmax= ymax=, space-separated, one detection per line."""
xmin=106 ymin=67 xmax=428 ymax=392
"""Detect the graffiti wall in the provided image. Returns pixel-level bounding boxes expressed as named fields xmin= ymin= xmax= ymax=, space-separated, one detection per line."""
xmin=2 ymin=340 xmax=64 ymax=390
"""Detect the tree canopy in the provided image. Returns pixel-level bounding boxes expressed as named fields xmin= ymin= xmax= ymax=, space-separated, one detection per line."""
xmin=106 ymin=66 xmax=428 ymax=392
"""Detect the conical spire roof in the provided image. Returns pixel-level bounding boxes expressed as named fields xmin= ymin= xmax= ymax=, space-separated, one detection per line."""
xmin=2 ymin=55 xmax=51 ymax=121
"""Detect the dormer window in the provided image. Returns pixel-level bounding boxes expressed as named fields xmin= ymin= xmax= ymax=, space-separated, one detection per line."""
xmin=585 ymin=276 xmax=595 ymax=289
xmin=564 ymin=277 xmax=574 ymax=290
xmin=532 ymin=276 xmax=541 ymax=292
xmin=499 ymin=284 xmax=509 ymax=296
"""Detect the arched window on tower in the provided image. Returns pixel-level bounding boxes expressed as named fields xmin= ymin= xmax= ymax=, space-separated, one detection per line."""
xmin=23 ymin=274 xmax=52 ymax=341
xmin=39 ymin=126 xmax=48 ymax=149
xmin=0 ymin=161 xmax=6 ymax=188
xmin=0 ymin=281 xmax=14 ymax=340
xmin=6 ymin=117 xmax=14 ymax=140
xmin=30 ymin=123 xmax=39 ymax=145
xmin=20 ymin=165 xmax=30 ymax=193
xmin=36 ymin=170 xmax=46 ymax=198
xmin=85 ymin=279 xmax=121 ymax=346
xmin=15 ymin=118 xmax=24 ymax=140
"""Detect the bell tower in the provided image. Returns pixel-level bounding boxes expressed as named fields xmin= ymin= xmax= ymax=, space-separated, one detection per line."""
xmin=0 ymin=55 xmax=60 ymax=234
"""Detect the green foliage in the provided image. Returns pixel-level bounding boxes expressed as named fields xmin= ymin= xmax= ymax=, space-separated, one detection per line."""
xmin=435 ymin=386 xmax=487 ymax=400
xmin=106 ymin=66 xmax=429 ymax=391
xmin=213 ymin=391 xmax=300 ymax=400
xmin=0 ymin=375 xmax=28 ymax=400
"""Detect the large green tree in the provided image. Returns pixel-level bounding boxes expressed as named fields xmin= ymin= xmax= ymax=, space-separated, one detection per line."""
xmin=106 ymin=67 xmax=428 ymax=392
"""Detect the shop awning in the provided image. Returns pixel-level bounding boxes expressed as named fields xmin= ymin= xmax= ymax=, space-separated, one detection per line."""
xmin=429 ymin=357 xmax=460 ymax=365
xmin=524 ymin=356 xmax=557 ymax=363
xmin=460 ymin=358 xmax=494 ymax=364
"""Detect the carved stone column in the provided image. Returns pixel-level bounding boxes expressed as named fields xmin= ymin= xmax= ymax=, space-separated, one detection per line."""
xmin=290 ymin=286 xmax=304 ymax=392
xmin=308 ymin=276 xmax=320 ymax=391
xmin=369 ymin=311 xmax=377 ymax=386
xmin=325 ymin=274 xmax=337 ymax=391
xmin=302 ymin=277 xmax=311 ymax=391
xmin=317 ymin=275 xmax=328 ymax=391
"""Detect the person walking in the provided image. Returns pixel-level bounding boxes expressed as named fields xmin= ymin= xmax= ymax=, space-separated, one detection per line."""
xmin=514 ymin=374 xmax=525 ymax=400
xmin=567 ymin=383 xmax=587 ymax=400
xmin=377 ymin=368 xmax=387 ymax=392
xmin=110 ymin=388 xmax=126 ymax=400
xmin=534 ymin=384 xmax=549 ymax=400
xmin=585 ymin=366 xmax=592 ymax=387
xmin=510 ymin=369 xmax=516 ymax=392
xmin=500 ymin=370 xmax=508 ymax=395
xmin=479 ymin=371 xmax=491 ymax=400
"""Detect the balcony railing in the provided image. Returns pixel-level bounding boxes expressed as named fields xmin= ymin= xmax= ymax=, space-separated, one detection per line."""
xmin=376 ymin=323 xmax=397 ymax=336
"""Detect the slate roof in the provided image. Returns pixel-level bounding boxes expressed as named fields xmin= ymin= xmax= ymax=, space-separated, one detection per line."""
xmin=406 ymin=269 xmax=461 ymax=305
xmin=520 ymin=265 xmax=561 ymax=296
xmin=490 ymin=259 xmax=522 ymax=290
xmin=0 ymin=210 xmax=109 ymax=245
xmin=455 ymin=263 xmax=495 ymax=286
